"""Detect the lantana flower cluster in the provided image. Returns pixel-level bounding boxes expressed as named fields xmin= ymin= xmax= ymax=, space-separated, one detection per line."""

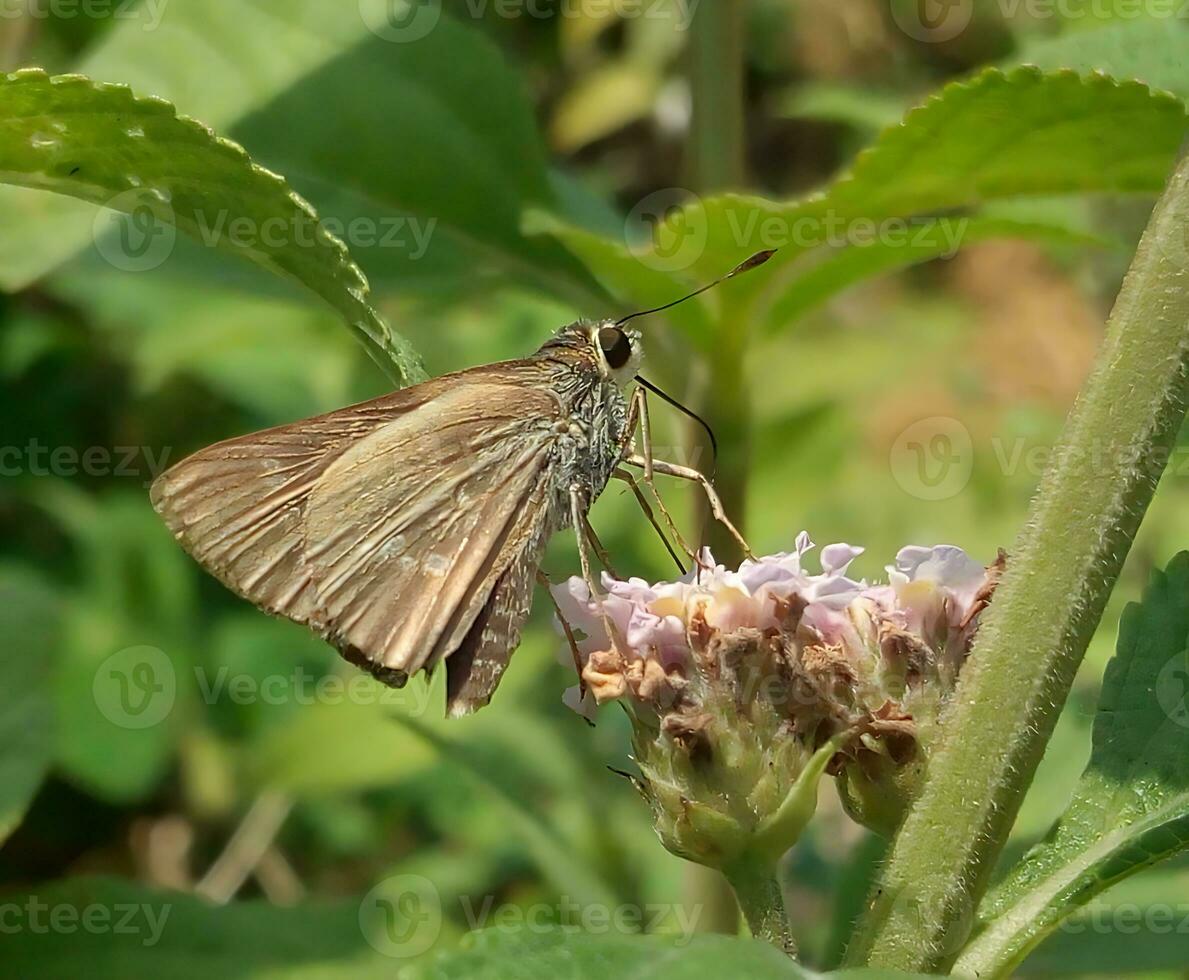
xmin=552 ymin=534 xmax=1002 ymax=861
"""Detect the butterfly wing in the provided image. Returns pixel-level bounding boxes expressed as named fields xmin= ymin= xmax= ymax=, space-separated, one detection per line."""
xmin=151 ymin=366 xmax=565 ymax=710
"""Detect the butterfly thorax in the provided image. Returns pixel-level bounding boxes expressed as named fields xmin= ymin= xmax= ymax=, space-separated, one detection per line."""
xmin=533 ymin=321 xmax=633 ymax=523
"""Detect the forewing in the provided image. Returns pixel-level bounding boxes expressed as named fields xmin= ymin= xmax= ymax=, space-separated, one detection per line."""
xmin=150 ymin=382 xmax=451 ymax=623
xmin=302 ymin=382 xmax=562 ymax=679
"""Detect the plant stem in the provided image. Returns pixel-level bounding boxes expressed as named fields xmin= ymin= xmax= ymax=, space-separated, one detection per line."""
xmin=723 ymin=859 xmax=795 ymax=957
xmin=686 ymin=0 xmax=747 ymax=192
xmin=681 ymin=0 xmax=752 ymax=936
xmin=846 ymin=152 xmax=1189 ymax=972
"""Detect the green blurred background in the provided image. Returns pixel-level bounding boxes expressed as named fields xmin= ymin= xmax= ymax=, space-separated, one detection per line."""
xmin=1 ymin=1 xmax=1187 ymax=975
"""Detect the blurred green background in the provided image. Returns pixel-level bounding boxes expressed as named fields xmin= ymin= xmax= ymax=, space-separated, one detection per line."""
xmin=1 ymin=1 xmax=1188 ymax=976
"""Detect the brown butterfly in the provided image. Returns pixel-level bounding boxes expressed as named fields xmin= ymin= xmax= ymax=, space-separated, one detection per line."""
xmin=150 ymin=254 xmax=768 ymax=716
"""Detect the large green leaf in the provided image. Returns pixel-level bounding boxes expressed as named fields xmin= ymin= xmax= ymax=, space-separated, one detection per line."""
xmin=0 ymin=69 xmax=421 ymax=384
xmin=954 ymin=553 xmax=1189 ymax=977
xmin=409 ymin=927 xmax=935 ymax=980
xmin=541 ymin=69 xmax=1187 ymax=343
xmin=0 ymin=0 xmax=422 ymax=288
xmin=0 ymin=567 xmax=58 ymax=844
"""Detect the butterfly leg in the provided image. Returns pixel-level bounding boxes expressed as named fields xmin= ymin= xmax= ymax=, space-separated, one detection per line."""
xmin=612 ymin=468 xmax=687 ymax=574
xmin=623 ymin=453 xmax=754 ymax=559
xmin=581 ymin=512 xmax=621 ymax=579
xmin=536 ymin=570 xmax=588 ymax=700
xmin=569 ymin=482 xmax=629 ymax=658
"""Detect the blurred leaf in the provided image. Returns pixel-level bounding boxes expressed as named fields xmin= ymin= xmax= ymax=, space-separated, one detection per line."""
xmin=779 ymin=83 xmax=908 ymax=134
xmin=1016 ymin=867 xmax=1189 ymax=975
xmin=551 ymin=63 xmax=661 ymax=153
xmin=0 ymin=567 xmax=58 ymax=844
xmin=42 ymin=492 xmax=194 ymax=803
xmin=410 ymin=927 xmax=933 ymax=979
xmin=394 ymin=716 xmax=621 ymax=911
xmin=1011 ymin=18 xmax=1189 ymax=104
xmin=764 ymin=215 xmax=1105 ymax=331
xmin=956 ymin=553 xmax=1189 ymax=976
xmin=0 ymin=0 xmax=420 ymax=289
xmin=2 ymin=876 xmax=391 ymax=979
xmin=0 ymin=70 xmax=421 ymax=385
xmin=245 ymin=693 xmax=436 ymax=797
xmin=50 ymin=271 xmax=362 ymax=420
xmin=233 ymin=21 xmax=605 ymax=310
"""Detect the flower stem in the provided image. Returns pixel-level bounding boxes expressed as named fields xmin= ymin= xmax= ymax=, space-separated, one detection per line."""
xmin=723 ymin=859 xmax=795 ymax=957
xmin=846 ymin=152 xmax=1189 ymax=972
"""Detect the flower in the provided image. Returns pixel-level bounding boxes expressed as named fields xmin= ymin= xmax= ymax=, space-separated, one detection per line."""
xmin=551 ymin=535 xmax=1004 ymax=852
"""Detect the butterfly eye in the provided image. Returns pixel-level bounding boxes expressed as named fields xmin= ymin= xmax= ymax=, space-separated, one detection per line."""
xmin=598 ymin=326 xmax=633 ymax=370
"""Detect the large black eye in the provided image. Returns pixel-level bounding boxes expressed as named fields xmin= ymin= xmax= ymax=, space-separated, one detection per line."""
xmin=598 ymin=326 xmax=633 ymax=369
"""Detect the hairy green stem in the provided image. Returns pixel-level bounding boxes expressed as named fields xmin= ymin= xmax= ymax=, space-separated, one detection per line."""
xmin=723 ymin=859 xmax=794 ymax=957
xmin=847 ymin=152 xmax=1189 ymax=972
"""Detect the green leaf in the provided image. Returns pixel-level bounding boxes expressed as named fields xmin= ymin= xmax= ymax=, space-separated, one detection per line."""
xmin=539 ymin=69 xmax=1186 ymax=341
xmin=233 ymin=21 xmax=604 ymax=309
xmin=0 ymin=69 xmax=422 ymax=385
xmin=410 ymin=927 xmax=935 ymax=980
xmin=0 ymin=876 xmax=391 ymax=979
xmin=1011 ymin=18 xmax=1189 ymax=106
xmin=1015 ymin=868 xmax=1189 ymax=975
xmin=0 ymin=567 xmax=58 ymax=844
xmin=0 ymin=0 xmax=421 ymax=289
xmin=955 ymin=553 xmax=1189 ymax=977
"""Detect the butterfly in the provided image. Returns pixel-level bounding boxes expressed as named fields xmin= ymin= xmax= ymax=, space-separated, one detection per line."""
xmin=150 ymin=254 xmax=769 ymax=716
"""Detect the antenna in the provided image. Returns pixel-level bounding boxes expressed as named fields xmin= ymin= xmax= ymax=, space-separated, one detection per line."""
xmin=615 ymin=249 xmax=777 ymax=328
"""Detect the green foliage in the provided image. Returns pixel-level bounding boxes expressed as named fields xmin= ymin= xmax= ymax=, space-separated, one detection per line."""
xmin=3 ymin=6 xmax=1189 ymax=978
xmin=409 ymin=927 xmax=933 ymax=980
xmin=0 ymin=568 xmax=58 ymax=843
xmin=956 ymin=553 xmax=1189 ymax=976
xmin=0 ymin=69 xmax=420 ymax=384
